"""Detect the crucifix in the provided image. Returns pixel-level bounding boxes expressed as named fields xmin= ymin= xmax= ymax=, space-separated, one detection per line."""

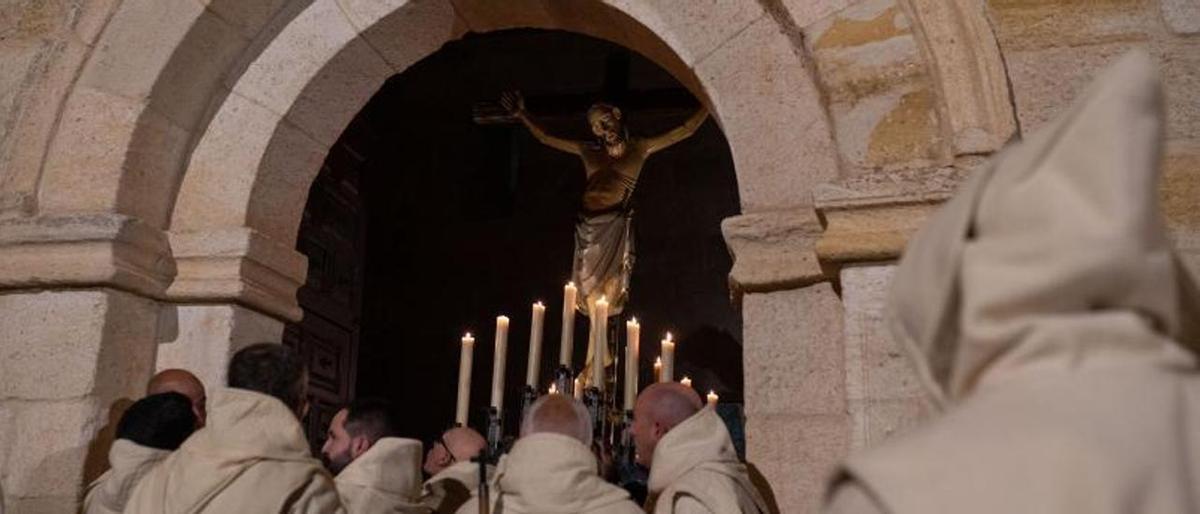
xmin=473 ymin=51 xmax=708 ymax=391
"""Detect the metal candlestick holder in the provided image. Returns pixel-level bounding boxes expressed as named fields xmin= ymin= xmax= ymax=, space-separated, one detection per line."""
xmin=554 ymin=364 xmax=574 ymax=397
xmin=584 ymin=387 xmax=604 ymax=438
xmin=486 ymin=406 xmax=503 ymax=457
xmin=521 ymin=384 xmax=538 ymax=420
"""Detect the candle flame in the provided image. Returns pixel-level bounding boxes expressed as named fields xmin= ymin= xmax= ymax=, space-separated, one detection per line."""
xmin=630 ymin=316 xmax=638 ymax=324
xmin=464 ymin=332 xmax=472 ymax=339
xmin=549 ymin=383 xmax=558 ymax=394
xmin=567 ymin=281 xmax=575 ymax=288
xmin=654 ymin=357 xmax=662 ymax=366
xmin=535 ymin=301 xmax=544 ymax=308
xmin=666 ymin=332 xmax=673 ymax=341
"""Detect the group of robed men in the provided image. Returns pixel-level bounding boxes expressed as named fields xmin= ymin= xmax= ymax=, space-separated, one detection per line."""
xmin=79 ymin=343 xmax=769 ymax=514
xmin=63 ymin=50 xmax=1200 ymax=514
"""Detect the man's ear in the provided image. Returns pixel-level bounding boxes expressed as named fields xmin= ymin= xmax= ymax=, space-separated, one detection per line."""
xmin=351 ymin=435 xmax=372 ymax=459
xmin=652 ymin=420 xmax=669 ymax=440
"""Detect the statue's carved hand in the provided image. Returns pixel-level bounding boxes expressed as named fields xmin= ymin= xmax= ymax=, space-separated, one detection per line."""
xmin=500 ymin=91 xmax=525 ymax=116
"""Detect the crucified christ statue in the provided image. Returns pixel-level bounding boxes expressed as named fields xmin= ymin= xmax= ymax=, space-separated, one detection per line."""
xmin=501 ymin=91 xmax=708 ymax=318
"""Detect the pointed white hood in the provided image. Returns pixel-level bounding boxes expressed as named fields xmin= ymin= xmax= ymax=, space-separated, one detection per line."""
xmin=887 ymin=50 xmax=1200 ymax=408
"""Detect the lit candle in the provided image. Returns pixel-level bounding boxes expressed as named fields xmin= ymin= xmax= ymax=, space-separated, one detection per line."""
xmin=573 ymin=377 xmax=583 ymax=400
xmin=660 ymin=332 xmax=675 ymax=383
xmin=491 ymin=316 xmax=510 ymax=413
xmin=560 ymin=282 xmax=577 ymax=367
xmin=526 ymin=302 xmax=546 ymax=388
xmin=624 ymin=317 xmax=640 ymax=410
xmin=680 ymin=376 xmax=692 ymax=388
xmin=456 ymin=333 xmax=475 ymax=425
xmin=549 ymin=382 xmax=558 ymax=395
xmin=653 ymin=357 xmax=662 ymax=383
xmin=591 ymin=296 xmax=608 ymax=392
xmin=707 ymin=390 xmax=719 ymax=407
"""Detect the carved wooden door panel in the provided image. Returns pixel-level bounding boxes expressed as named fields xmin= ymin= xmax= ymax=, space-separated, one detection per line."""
xmin=284 ymin=163 xmax=365 ymax=453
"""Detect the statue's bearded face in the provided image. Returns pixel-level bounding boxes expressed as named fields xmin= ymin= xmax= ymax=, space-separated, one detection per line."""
xmin=587 ymin=106 xmax=623 ymax=146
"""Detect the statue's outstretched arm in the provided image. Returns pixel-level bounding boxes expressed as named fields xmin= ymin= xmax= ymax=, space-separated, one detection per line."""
xmin=645 ymin=107 xmax=708 ymax=155
xmin=501 ymin=91 xmax=583 ymax=156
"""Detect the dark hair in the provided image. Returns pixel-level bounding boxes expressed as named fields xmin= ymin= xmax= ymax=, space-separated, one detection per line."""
xmin=227 ymin=343 xmax=307 ymax=413
xmin=344 ymin=397 xmax=397 ymax=444
xmin=117 ymin=392 xmax=197 ymax=450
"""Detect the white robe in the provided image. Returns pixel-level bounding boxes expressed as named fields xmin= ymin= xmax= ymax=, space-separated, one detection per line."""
xmin=825 ymin=51 xmax=1200 ymax=514
xmin=336 ymin=437 xmax=429 ymax=513
xmin=82 ymin=439 xmax=170 ymax=514
xmin=456 ymin=433 xmax=641 ymax=514
xmin=647 ymin=407 xmax=768 ymax=514
xmin=421 ymin=461 xmax=490 ymax=514
xmin=125 ymin=388 xmax=343 ymax=513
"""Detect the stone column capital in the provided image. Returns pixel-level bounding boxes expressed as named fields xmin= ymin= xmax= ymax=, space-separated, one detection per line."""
xmin=167 ymin=228 xmax=307 ymax=322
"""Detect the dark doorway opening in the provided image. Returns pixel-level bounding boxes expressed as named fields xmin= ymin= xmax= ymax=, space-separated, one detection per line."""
xmin=287 ymin=29 xmax=742 ymax=451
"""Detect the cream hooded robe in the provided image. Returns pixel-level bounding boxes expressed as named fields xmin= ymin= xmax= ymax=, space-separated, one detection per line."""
xmin=81 ymin=440 xmax=170 ymax=514
xmin=124 ymin=388 xmax=343 ymax=514
xmin=422 ymin=460 xmax=492 ymax=514
xmin=825 ymin=51 xmax=1200 ymax=514
xmin=647 ymin=407 xmax=769 ymax=514
xmin=335 ymin=437 xmax=430 ymax=513
xmin=455 ymin=433 xmax=642 ymax=514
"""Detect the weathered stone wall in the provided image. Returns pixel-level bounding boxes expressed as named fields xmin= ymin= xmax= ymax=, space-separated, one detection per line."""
xmin=0 ymin=0 xmax=1197 ymax=512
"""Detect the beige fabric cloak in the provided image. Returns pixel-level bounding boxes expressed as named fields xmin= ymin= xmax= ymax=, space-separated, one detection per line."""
xmin=422 ymin=461 xmax=491 ymax=514
xmin=336 ymin=437 xmax=429 ymax=513
xmin=825 ymin=51 xmax=1200 ymax=514
xmin=455 ymin=433 xmax=642 ymax=514
xmin=125 ymin=388 xmax=343 ymax=514
xmin=81 ymin=439 xmax=170 ymax=514
xmin=647 ymin=407 xmax=768 ymax=514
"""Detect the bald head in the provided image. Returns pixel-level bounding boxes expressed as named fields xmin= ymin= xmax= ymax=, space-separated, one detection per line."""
xmin=147 ymin=369 xmax=207 ymax=427
xmin=631 ymin=383 xmax=703 ymax=467
xmin=424 ymin=426 xmax=486 ymax=476
xmin=520 ymin=394 xmax=592 ymax=446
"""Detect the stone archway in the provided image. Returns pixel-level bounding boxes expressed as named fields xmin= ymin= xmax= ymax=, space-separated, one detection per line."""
xmin=0 ymin=0 xmax=1029 ymax=512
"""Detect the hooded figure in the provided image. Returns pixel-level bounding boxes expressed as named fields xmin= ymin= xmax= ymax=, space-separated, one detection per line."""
xmin=646 ymin=407 xmax=769 ymax=514
xmin=456 ymin=433 xmax=642 ymax=514
xmin=422 ymin=460 xmax=491 ymax=514
xmin=83 ymin=440 xmax=171 ymax=514
xmin=336 ymin=438 xmax=430 ymax=513
xmin=825 ymin=51 xmax=1200 ymax=514
xmin=124 ymin=388 xmax=342 ymax=513
xmin=83 ymin=392 xmax=197 ymax=514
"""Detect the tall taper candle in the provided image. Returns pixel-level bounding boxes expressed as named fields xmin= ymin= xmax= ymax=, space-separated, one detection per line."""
xmin=660 ymin=332 xmax=675 ymax=383
xmin=591 ymin=297 xmax=608 ymax=392
xmin=526 ymin=302 xmax=546 ymax=388
xmin=653 ymin=357 xmax=662 ymax=383
xmin=560 ymin=282 xmax=577 ymax=367
xmin=574 ymin=377 xmax=583 ymax=400
xmin=624 ymin=317 xmax=641 ymax=409
xmin=707 ymin=390 xmax=719 ymax=407
xmin=456 ymin=333 xmax=475 ymax=425
xmin=491 ymin=316 xmax=510 ymax=413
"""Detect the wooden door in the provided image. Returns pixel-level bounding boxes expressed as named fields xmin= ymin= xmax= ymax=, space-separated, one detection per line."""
xmin=284 ymin=163 xmax=365 ymax=453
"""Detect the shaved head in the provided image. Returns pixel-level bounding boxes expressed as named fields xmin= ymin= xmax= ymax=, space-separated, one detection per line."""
xmin=520 ymin=394 xmax=592 ymax=446
xmin=632 ymin=383 xmax=703 ymax=467
xmin=147 ymin=369 xmax=207 ymax=428
xmin=425 ymin=426 xmax=486 ymax=476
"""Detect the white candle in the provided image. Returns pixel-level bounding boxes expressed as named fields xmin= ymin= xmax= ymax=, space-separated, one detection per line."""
xmin=573 ymin=377 xmax=583 ymax=400
xmin=456 ymin=333 xmax=475 ymax=425
xmin=591 ymin=296 xmax=608 ymax=392
xmin=707 ymin=390 xmax=719 ymax=407
xmin=624 ymin=317 xmax=640 ymax=410
xmin=491 ymin=316 xmax=510 ymax=413
xmin=560 ymin=282 xmax=577 ymax=367
xmin=526 ymin=302 xmax=546 ymax=388
xmin=660 ymin=332 xmax=675 ymax=383
xmin=549 ymin=382 xmax=558 ymax=395
xmin=653 ymin=357 xmax=662 ymax=383
xmin=680 ymin=376 xmax=692 ymax=388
